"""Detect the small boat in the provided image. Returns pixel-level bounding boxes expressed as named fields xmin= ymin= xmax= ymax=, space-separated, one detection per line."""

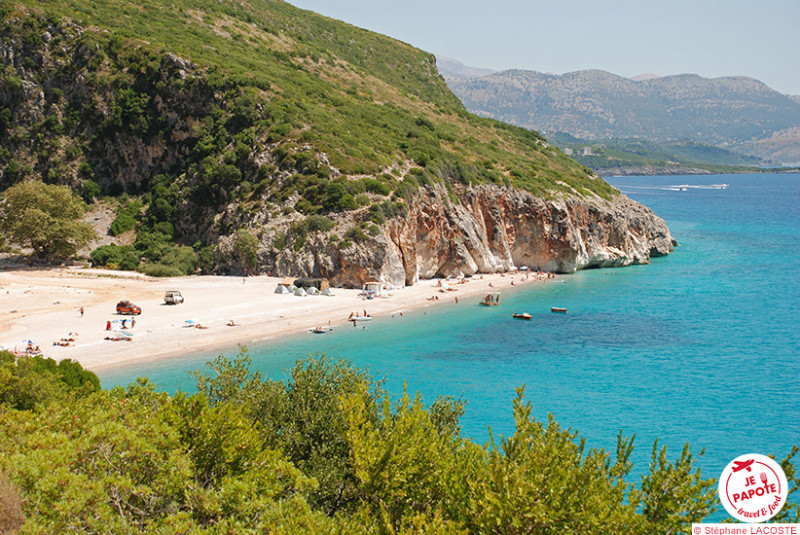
xmin=349 ymin=315 xmax=373 ymax=322
xmin=310 ymin=326 xmax=332 ymax=334
xmin=551 ymin=307 xmax=567 ymax=313
xmin=512 ymin=313 xmax=532 ymax=320
xmin=480 ymin=292 xmax=501 ymax=306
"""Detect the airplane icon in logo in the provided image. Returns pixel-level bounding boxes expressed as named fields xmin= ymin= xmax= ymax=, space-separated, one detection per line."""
xmin=732 ymin=459 xmax=755 ymax=473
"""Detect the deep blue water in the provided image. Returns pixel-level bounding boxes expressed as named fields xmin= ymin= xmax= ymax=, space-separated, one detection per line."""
xmin=101 ymin=173 xmax=800 ymax=489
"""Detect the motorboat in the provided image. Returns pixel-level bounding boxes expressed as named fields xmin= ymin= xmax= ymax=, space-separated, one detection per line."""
xmin=551 ymin=307 xmax=567 ymax=313
xmin=512 ymin=313 xmax=532 ymax=320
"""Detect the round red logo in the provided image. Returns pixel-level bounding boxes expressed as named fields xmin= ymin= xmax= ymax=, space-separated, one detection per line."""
xmin=718 ymin=453 xmax=788 ymax=522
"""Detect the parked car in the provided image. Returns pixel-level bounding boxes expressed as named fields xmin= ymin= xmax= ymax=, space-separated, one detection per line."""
xmin=116 ymin=300 xmax=141 ymax=315
xmin=164 ymin=290 xmax=184 ymax=305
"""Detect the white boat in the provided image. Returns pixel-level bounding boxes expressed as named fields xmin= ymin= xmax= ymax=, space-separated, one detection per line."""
xmin=310 ymin=326 xmax=331 ymax=334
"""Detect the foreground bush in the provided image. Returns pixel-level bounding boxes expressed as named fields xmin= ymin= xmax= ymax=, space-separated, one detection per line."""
xmin=1 ymin=352 xmax=797 ymax=533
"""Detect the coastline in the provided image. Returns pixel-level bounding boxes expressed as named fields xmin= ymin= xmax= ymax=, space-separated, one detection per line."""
xmin=0 ymin=267 xmax=554 ymax=373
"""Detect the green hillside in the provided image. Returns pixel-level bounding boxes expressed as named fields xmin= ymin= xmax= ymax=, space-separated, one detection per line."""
xmin=0 ymin=0 xmax=608 ymax=191
xmin=0 ymin=1 xmax=615 ymax=268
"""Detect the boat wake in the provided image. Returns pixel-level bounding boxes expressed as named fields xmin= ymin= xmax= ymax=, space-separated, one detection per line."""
xmin=617 ymin=184 xmax=729 ymax=192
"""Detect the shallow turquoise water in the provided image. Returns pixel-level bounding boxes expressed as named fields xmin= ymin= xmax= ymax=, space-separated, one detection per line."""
xmin=101 ymin=173 xmax=800 ymax=485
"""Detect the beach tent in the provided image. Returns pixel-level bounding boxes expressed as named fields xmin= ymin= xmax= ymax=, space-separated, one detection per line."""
xmin=274 ymin=285 xmax=290 ymax=294
xmin=294 ymin=287 xmax=307 ymax=297
xmin=306 ymin=286 xmax=319 ymax=295
xmin=288 ymin=285 xmax=298 ymax=292
xmin=362 ymin=281 xmax=384 ymax=297
xmin=321 ymin=287 xmax=335 ymax=296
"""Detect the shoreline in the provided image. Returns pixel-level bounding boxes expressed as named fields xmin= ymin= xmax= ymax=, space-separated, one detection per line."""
xmin=0 ymin=267 xmax=556 ymax=373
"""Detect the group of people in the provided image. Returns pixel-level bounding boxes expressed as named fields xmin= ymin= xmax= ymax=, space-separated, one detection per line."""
xmin=22 ymin=341 xmax=41 ymax=354
xmin=54 ymin=333 xmax=77 ymax=347
xmin=106 ymin=318 xmax=136 ymax=330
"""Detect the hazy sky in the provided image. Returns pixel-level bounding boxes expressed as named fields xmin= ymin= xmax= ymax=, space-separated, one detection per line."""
xmin=286 ymin=0 xmax=800 ymax=95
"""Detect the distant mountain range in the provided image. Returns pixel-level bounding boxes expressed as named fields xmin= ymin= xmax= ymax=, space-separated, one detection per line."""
xmin=438 ymin=58 xmax=800 ymax=166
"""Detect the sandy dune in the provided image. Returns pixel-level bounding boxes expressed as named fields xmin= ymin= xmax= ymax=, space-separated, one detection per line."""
xmin=0 ymin=266 xmax=553 ymax=373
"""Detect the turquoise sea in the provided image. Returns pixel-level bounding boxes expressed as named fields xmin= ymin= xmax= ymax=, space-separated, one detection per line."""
xmin=101 ymin=173 xmax=800 ymax=486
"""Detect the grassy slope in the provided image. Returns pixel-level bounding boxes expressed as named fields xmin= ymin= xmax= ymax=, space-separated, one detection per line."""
xmin=6 ymin=0 xmax=613 ymax=200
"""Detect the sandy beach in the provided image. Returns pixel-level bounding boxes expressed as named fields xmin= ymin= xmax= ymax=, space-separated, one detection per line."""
xmin=0 ymin=266 xmax=556 ymax=373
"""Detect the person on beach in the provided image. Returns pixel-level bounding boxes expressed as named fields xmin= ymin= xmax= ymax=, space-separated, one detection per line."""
xmin=131 ymin=318 xmax=135 ymax=328
xmin=106 ymin=320 xmax=111 ymax=330
xmin=80 ymin=306 xmax=84 ymax=317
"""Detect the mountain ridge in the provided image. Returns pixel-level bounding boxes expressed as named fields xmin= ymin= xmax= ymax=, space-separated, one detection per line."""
xmin=440 ymin=62 xmax=800 ymax=165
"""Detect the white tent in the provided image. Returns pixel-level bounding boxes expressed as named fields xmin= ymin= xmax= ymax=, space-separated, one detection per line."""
xmin=362 ymin=281 xmax=384 ymax=297
xmin=274 ymin=285 xmax=290 ymax=294
xmin=306 ymin=286 xmax=319 ymax=295
xmin=321 ymin=287 xmax=335 ymax=296
xmin=294 ymin=287 xmax=307 ymax=297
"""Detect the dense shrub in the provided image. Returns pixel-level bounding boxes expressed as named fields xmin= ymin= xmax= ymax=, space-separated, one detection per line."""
xmin=0 ymin=352 xmax=99 ymax=410
xmin=303 ymin=214 xmax=335 ymax=233
xmin=344 ymin=226 xmax=367 ymax=242
xmin=109 ymin=200 xmax=143 ymax=236
xmin=137 ymin=262 xmax=184 ymax=277
xmin=90 ymin=244 xmax=137 ymax=268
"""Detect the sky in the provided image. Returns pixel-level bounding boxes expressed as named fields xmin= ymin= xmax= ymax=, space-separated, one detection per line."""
xmin=286 ymin=0 xmax=800 ymax=95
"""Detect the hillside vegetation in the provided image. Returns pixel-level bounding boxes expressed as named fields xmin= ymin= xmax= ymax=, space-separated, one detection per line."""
xmin=8 ymin=351 xmax=795 ymax=533
xmin=0 ymin=0 xmax=613 ymax=274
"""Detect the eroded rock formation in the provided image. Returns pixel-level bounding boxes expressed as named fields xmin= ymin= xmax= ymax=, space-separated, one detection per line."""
xmin=263 ymin=183 xmax=675 ymax=288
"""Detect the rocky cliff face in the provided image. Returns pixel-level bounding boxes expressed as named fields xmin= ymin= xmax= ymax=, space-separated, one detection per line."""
xmin=261 ymin=184 xmax=674 ymax=288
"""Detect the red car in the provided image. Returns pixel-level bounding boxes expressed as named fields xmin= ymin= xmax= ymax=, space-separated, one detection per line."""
xmin=116 ymin=300 xmax=142 ymax=315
